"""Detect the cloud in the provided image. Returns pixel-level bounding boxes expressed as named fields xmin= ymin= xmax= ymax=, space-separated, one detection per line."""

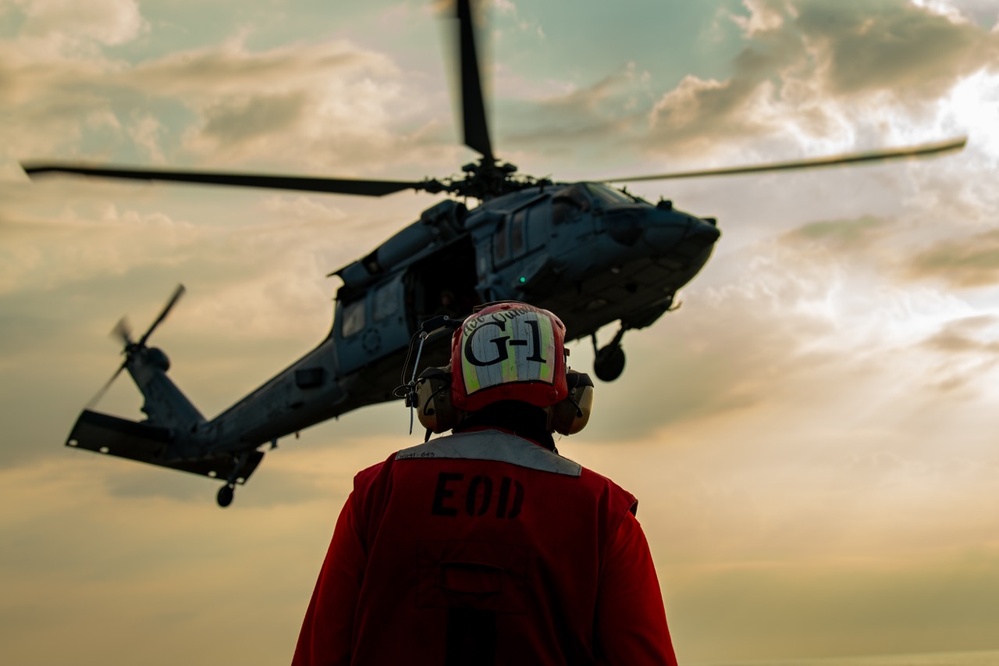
xmin=906 ymin=228 xmax=999 ymax=287
xmin=123 ymin=39 xmax=377 ymax=97
xmin=14 ymin=0 xmax=146 ymax=48
xmin=497 ymin=64 xmax=651 ymax=164
xmin=646 ymin=0 xmax=999 ymax=158
xmin=921 ymin=314 xmax=999 ymax=353
xmin=0 ymin=202 xmax=203 ymax=296
xmin=803 ymin=2 xmax=990 ymax=98
xmin=0 ymin=9 xmax=460 ymax=178
xmin=780 ymin=215 xmax=894 ymax=251
xmin=729 ymin=0 xmax=789 ymax=36
xmin=0 ymin=43 xmax=127 ymax=161
xmin=126 ymin=113 xmax=165 ymax=163
xmin=115 ymin=38 xmax=434 ymax=171
xmin=913 ymin=0 xmax=999 ymax=29
xmin=195 ymin=91 xmax=310 ymax=153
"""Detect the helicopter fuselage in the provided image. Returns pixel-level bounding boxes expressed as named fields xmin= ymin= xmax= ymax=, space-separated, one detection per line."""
xmin=66 ymin=180 xmax=719 ymax=500
xmin=185 ymin=181 xmax=720 ymax=455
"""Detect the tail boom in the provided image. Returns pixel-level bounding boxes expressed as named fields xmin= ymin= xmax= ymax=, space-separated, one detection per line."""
xmin=67 ymin=410 xmax=264 ymax=483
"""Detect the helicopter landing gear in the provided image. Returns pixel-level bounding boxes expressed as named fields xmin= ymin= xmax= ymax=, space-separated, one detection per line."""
xmin=592 ymin=328 xmax=627 ymax=382
xmin=215 ymin=451 xmax=250 ymax=508
xmin=217 ymin=483 xmax=235 ymax=508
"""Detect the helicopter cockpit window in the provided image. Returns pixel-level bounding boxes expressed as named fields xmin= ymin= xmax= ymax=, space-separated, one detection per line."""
xmin=584 ymin=183 xmax=639 ymax=206
xmin=341 ymin=299 xmax=365 ymax=337
xmin=552 ymin=184 xmax=590 ymax=225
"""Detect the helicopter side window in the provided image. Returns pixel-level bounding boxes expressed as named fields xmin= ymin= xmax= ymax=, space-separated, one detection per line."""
xmin=511 ymin=210 xmax=526 ymax=257
xmin=493 ymin=219 xmax=509 ymax=265
xmin=525 ymin=199 xmax=550 ymax=251
xmin=341 ymin=299 xmax=365 ymax=337
xmin=373 ymin=283 xmax=397 ymax=321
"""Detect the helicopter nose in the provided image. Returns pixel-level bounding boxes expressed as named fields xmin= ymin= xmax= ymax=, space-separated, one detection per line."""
xmin=646 ymin=209 xmax=719 ymax=254
xmin=605 ymin=206 xmax=720 ymax=255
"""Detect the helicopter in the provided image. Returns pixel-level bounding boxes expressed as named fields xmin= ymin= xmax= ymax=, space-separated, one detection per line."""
xmin=22 ymin=1 xmax=965 ymax=507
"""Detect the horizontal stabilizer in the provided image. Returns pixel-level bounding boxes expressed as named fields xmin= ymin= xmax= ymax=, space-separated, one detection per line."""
xmin=66 ymin=410 xmax=264 ymax=484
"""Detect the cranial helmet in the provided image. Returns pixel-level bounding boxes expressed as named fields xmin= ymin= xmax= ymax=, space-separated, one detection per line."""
xmin=414 ymin=302 xmax=593 ymax=436
xmin=452 ymin=302 xmax=569 ymax=411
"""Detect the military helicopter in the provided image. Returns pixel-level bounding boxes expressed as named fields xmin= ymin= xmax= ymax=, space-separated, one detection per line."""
xmin=23 ymin=0 xmax=965 ymax=507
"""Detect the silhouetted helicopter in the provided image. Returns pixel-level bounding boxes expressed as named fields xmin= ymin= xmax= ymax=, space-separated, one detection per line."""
xmin=23 ymin=0 xmax=965 ymax=507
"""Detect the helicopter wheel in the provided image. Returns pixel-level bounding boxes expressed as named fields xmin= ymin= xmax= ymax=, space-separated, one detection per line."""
xmin=594 ymin=344 xmax=626 ymax=382
xmin=217 ymin=483 xmax=235 ymax=508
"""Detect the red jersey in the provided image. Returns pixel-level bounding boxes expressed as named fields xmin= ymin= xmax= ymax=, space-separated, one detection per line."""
xmin=293 ymin=429 xmax=677 ymax=665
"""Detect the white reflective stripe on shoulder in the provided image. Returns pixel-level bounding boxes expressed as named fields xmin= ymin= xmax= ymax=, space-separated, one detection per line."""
xmin=395 ymin=430 xmax=582 ymax=477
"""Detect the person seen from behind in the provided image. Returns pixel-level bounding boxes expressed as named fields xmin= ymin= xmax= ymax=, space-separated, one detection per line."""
xmin=292 ymin=301 xmax=678 ymax=665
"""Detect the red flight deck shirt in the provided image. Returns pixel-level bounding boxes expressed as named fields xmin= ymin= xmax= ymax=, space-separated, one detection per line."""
xmin=292 ymin=428 xmax=678 ymax=665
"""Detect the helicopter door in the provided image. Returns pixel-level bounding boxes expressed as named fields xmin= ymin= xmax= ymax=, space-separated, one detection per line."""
xmin=492 ymin=204 xmax=542 ymax=267
xmin=334 ymin=273 xmax=409 ymax=375
xmin=482 ymin=198 xmax=552 ymax=300
xmin=405 ymin=235 xmax=479 ymax=326
xmin=521 ymin=197 xmax=551 ymax=255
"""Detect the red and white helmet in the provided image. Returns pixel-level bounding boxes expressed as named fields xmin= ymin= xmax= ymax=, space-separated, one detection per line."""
xmin=450 ymin=302 xmax=569 ymax=412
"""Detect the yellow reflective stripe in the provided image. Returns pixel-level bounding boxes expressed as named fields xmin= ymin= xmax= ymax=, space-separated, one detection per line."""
xmin=538 ymin=317 xmax=555 ymax=383
xmin=462 ymin=353 xmax=481 ymax=394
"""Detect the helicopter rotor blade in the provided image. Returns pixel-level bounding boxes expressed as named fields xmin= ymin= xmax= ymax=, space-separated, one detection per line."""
xmin=21 ymin=163 xmax=435 ymax=197
xmin=137 ymin=284 xmax=186 ymax=348
xmin=601 ymin=136 xmax=967 ymax=184
xmin=86 ymin=361 xmax=127 ymax=410
xmin=456 ymin=0 xmax=495 ymax=162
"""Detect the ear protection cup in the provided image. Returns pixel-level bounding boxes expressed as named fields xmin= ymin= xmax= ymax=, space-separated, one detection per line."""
xmin=550 ymin=369 xmax=593 ymax=436
xmin=415 ymin=366 xmax=462 ymax=433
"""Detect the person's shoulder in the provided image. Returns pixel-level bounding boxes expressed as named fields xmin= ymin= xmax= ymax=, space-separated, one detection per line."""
xmin=352 ymin=455 xmax=393 ymax=490
xmin=394 ymin=428 xmax=519 ymax=459
xmin=575 ymin=462 xmax=639 ymax=515
xmin=399 ymin=429 xmax=587 ymax=477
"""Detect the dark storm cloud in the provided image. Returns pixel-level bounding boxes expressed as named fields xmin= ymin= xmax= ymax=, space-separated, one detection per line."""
xmin=647 ymin=0 xmax=998 ymax=154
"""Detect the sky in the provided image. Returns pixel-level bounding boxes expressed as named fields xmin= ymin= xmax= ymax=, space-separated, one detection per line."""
xmin=2 ymin=0 xmax=999 ymax=664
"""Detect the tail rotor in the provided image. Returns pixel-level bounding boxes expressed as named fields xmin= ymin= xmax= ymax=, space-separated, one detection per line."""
xmin=138 ymin=284 xmax=185 ymax=348
xmin=85 ymin=284 xmax=186 ymax=409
